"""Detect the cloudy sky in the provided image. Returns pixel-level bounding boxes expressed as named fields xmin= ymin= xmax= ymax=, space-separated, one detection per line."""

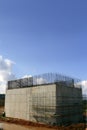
xmin=0 ymin=56 xmax=16 ymax=93
xmin=0 ymin=0 xmax=87 ymax=94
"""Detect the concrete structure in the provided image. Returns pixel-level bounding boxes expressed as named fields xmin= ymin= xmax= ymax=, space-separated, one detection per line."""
xmin=5 ymin=81 xmax=83 ymax=125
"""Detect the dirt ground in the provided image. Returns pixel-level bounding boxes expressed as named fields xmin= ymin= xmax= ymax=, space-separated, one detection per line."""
xmin=1 ymin=123 xmax=54 ymax=130
xmin=0 ymin=107 xmax=4 ymax=113
xmin=1 ymin=122 xmax=87 ymax=130
xmin=0 ymin=107 xmax=86 ymax=130
xmin=0 ymin=117 xmax=86 ymax=130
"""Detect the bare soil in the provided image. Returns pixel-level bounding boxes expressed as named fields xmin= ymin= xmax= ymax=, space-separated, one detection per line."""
xmin=0 ymin=117 xmax=86 ymax=130
xmin=3 ymin=123 xmax=51 ymax=130
xmin=0 ymin=107 xmax=86 ymax=130
xmin=0 ymin=107 xmax=4 ymax=113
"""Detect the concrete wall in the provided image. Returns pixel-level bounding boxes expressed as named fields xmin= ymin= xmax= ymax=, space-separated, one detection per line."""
xmin=5 ymin=83 xmax=82 ymax=125
xmin=56 ymin=83 xmax=82 ymax=125
xmin=5 ymin=84 xmax=56 ymax=125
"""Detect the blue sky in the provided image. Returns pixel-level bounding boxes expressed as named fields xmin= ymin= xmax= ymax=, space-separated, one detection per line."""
xmin=0 ymin=0 xmax=87 ymax=80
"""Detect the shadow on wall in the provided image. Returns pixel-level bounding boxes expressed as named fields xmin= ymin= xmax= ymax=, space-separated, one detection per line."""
xmin=0 ymin=94 xmax=5 ymax=107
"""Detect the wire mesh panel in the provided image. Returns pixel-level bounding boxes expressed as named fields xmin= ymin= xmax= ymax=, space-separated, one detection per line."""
xmin=7 ymin=73 xmax=81 ymax=89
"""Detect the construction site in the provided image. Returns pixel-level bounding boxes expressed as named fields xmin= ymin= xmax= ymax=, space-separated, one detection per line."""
xmin=4 ymin=73 xmax=83 ymax=127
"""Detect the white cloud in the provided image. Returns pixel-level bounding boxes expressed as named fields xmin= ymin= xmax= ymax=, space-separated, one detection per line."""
xmin=34 ymin=77 xmax=47 ymax=84
xmin=0 ymin=55 xmax=16 ymax=93
xmin=81 ymin=80 xmax=87 ymax=96
xmin=22 ymin=75 xmax=32 ymax=78
xmin=73 ymin=80 xmax=87 ymax=96
xmin=22 ymin=75 xmax=47 ymax=85
xmin=76 ymin=80 xmax=87 ymax=96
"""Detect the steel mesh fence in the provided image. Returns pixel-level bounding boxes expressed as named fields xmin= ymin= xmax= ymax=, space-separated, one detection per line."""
xmin=7 ymin=73 xmax=81 ymax=89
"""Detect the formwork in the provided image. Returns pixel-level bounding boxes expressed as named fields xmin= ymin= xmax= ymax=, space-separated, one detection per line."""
xmin=5 ymin=73 xmax=83 ymax=126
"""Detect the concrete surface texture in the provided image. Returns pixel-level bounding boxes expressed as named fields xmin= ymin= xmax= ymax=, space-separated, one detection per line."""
xmin=5 ymin=83 xmax=82 ymax=125
xmin=56 ymin=82 xmax=82 ymax=125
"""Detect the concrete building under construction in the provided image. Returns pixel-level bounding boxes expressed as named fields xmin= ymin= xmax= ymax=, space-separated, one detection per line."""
xmin=5 ymin=73 xmax=83 ymax=126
